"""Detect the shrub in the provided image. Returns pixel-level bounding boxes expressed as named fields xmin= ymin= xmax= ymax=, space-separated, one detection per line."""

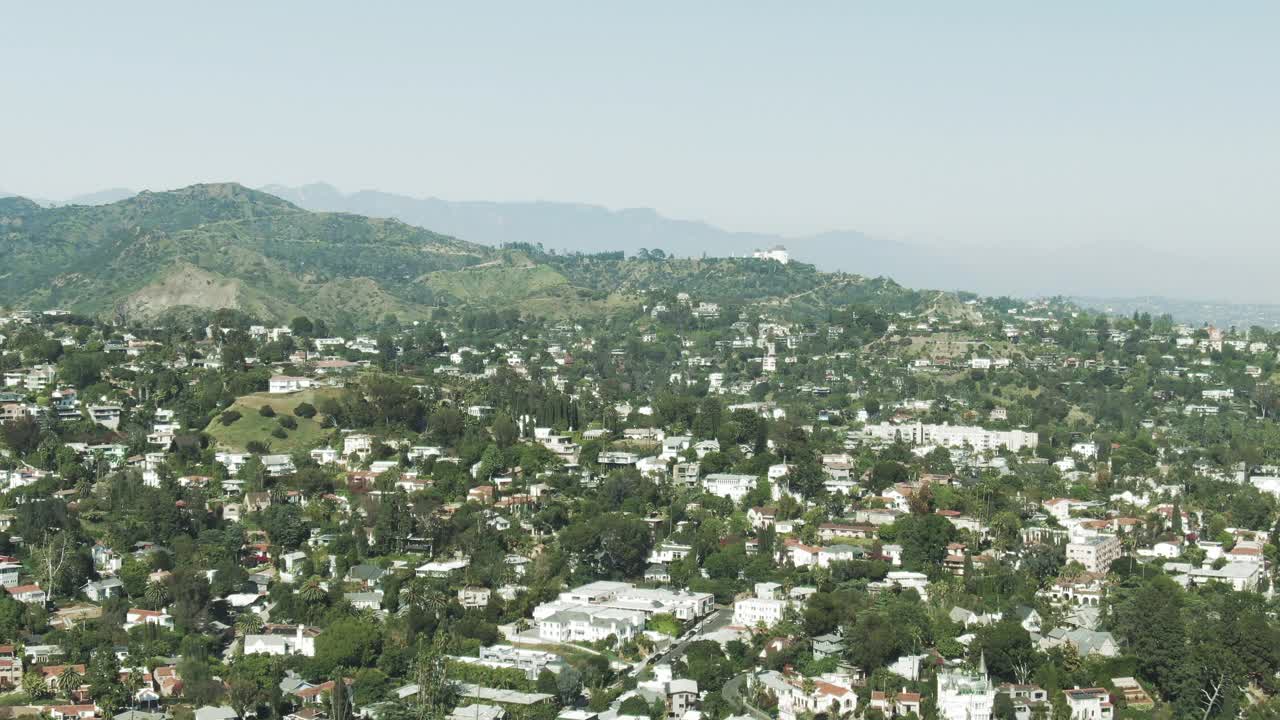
xmin=294 ymin=402 xmax=317 ymax=418
xmin=246 ymin=440 xmax=270 ymax=454
xmin=271 ymin=428 xmax=288 ymax=439
xmin=219 ymin=410 xmax=242 ymax=426
xmin=258 ymin=405 xmax=276 ymax=418
xmin=278 ymin=415 xmax=298 ymax=430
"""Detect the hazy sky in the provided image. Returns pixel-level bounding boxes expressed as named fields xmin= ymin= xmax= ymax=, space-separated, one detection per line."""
xmin=3 ymin=2 xmax=1276 ymax=248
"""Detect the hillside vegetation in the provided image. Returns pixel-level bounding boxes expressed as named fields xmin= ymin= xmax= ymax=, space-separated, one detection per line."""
xmin=0 ymin=183 xmax=488 ymax=321
xmin=0 ymin=184 xmax=931 ymax=324
xmin=204 ymin=388 xmax=341 ymax=452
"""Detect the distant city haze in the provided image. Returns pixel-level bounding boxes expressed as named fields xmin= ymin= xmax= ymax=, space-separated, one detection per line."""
xmin=2 ymin=3 xmax=1277 ymax=301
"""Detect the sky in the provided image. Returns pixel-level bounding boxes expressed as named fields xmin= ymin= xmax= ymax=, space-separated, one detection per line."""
xmin=2 ymin=1 xmax=1277 ymax=252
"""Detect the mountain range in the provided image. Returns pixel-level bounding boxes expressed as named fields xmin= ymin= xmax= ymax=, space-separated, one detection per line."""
xmin=259 ymin=183 xmax=926 ymax=284
xmin=257 ymin=184 xmax=1278 ymax=305
xmin=0 ymin=183 xmax=924 ymax=325
xmin=6 ymin=181 xmax=1278 ymax=311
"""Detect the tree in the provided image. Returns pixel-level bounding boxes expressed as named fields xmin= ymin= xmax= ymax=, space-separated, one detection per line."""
xmin=554 ymin=666 xmax=583 ymax=705
xmin=868 ymin=461 xmax=909 ymax=495
xmin=236 ymin=612 xmax=265 ymax=636
xmin=225 ymin=655 xmax=281 ymax=720
xmin=908 ymin=482 xmax=936 ymax=515
xmin=227 ymin=675 xmax=262 ymax=720
xmin=58 ymin=668 xmax=83 ymax=699
xmin=492 ymin=413 xmax=518 ymax=449
xmin=0 ymin=417 xmax=43 ymax=456
xmin=1021 ymin=543 xmax=1063 ymax=586
xmin=300 ymin=577 xmax=327 ymax=604
xmin=60 ymin=352 xmax=109 ymax=389
xmin=122 ymin=667 xmax=144 ymax=709
xmin=973 ymin=619 xmax=1035 ymax=683
xmin=1110 ymin=575 xmax=1185 ymax=694
xmin=331 ymin=671 xmax=352 ymax=720
xmin=31 ymin=531 xmax=73 ymax=603
xmin=894 ymin=513 xmax=956 ymax=571
xmin=412 ymin=634 xmax=457 ymax=720
xmin=559 ymin=513 xmax=653 ymax=579
xmin=169 ymin=565 xmax=213 ymax=632
xmin=88 ymin=649 xmax=126 ymax=715
xmin=290 ymin=316 xmax=315 ymax=336
xmin=994 ymin=693 xmax=1018 ymax=720
xmin=429 ymin=407 xmax=466 ymax=447
xmin=313 ymin=618 xmax=381 ymax=678
xmin=678 ymin=640 xmax=734 ymax=689
xmin=23 ymin=670 xmax=49 ymax=699
xmin=924 ymin=446 xmax=955 ymax=474
xmin=119 ymin=556 xmax=150 ymax=598
xmin=145 ymin=579 xmax=172 ymax=610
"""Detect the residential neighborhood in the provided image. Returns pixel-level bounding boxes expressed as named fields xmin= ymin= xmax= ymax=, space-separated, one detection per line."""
xmin=1 ymin=265 xmax=1279 ymax=720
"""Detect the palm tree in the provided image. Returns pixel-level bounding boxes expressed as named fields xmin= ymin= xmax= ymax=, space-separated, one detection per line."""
xmin=57 ymin=668 xmax=82 ymax=700
xmin=423 ymin=584 xmax=449 ymax=620
xmin=236 ymin=612 xmax=264 ymax=636
xmin=299 ymin=577 xmax=327 ymax=604
xmin=401 ymin=578 xmax=427 ymax=610
xmin=403 ymin=578 xmax=448 ymax=618
xmin=145 ymin=580 xmax=171 ymax=610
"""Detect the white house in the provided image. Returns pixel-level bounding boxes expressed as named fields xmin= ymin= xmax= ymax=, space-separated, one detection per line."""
xmin=936 ymin=661 xmax=995 ymax=720
xmin=5 ymin=584 xmax=46 ymax=605
xmin=648 ymin=542 xmax=693 ymax=564
xmin=752 ymin=246 xmax=790 ymax=265
xmin=731 ymin=582 xmax=795 ymax=629
xmin=732 ymin=596 xmax=789 ymax=629
xmin=702 ymin=474 xmax=759 ymax=504
xmin=776 ymin=674 xmax=856 ymax=720
xmin=343 ymin=433 xmax=374 ymax=458
xmin=1063 ymin=688 xmax=1114 ymax=720
xmin=124 ymin=608 xmax=174 ymax=630
xmin=661 ymin=436 xmax=693 ymax=460
xmin=262 ymin=454 xmax=296 ymax=477
xmin=1068 ymin=441 xmax=1096 ymax=459
xmin=269 ymin=376 xmax=314 ymax=394
xmin=243 ymin=624 xmax=319 ymax=657
xmin=870 ymin=571 xmax=930 ymax=601
xmin=535 ymin=605 xmax=644 ymax=645
xmin=82 ymin=578 xmax=125 ymax=602
xmin=457 ymin=587 xmax=492 ymax=609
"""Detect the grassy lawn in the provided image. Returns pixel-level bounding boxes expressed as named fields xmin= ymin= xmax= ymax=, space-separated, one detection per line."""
xmin=204 ymin=387 xmax=345 ymax=452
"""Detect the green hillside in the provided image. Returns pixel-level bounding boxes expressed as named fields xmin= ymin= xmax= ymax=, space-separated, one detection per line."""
xmin=0 ymin=184 xmax=927 ymax=324
xmin=0 ymin=183 xmax=490 ymax=321
xmin=204 ymin=388 xmax=342 ymax=452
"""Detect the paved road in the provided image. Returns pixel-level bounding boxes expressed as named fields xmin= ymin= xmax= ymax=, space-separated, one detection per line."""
xmin=656 ymin=606 xmax=733 ymax=665
xmin=724 ymin=673 xmax=770 ymax=720
xmin=630 ymin=606 xmax=734 ymax=676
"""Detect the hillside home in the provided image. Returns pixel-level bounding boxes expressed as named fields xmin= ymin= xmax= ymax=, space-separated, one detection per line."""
xmin=269 ymin=376 xmax=314 ymax=394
